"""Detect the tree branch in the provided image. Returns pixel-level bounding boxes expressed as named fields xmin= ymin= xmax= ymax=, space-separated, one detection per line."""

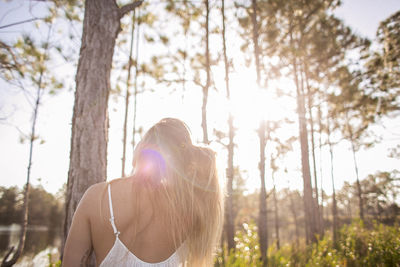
xmin=119 ymin=1 xmax=143 ymax=18
xmin=0 ymin=18 xmax=43 ymax=30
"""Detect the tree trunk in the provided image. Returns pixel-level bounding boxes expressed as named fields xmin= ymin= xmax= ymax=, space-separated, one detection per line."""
xmin=121 ymin=11 xmax=136 ymax=177
xmin=272 ymin=174 xmax=280 ymax=249
xmin=303 ymin=65 xmax=321 ymax=235
xmin=288 ymin=190 xmax=300 ymax=246
xmin=289 ymin=23 xmax=317 ymax=243
xmin=201 ymin=0 xmax=210 ymax=144
xmin=327 ymin=116 xmax=338 ymax=244
xmin=345 ymin=110 xmax=364 ymax=221
xmin=251 ymin=1 xmax=268 ymax=262
xmin=221 ymin=0 xmax=235 ymax=252
xmin=132 ymin=8 xmax=141 ymax=151
xmin=2 ymin=25 xmax=50 ymax=266
xmin=317 ymin=105 xmax=324 ymax=231
xmin=292 ymin=61 xmax=317 ymax=243
xmin=251 ymin=0 xmax=261 ymax=85
xmin=258 ymin=121 xmax=268 ymax=266
xmin=1 ymin=77 xmax=42 ymax=267
xmin=63 ymin=0 xmax=142 ymax=259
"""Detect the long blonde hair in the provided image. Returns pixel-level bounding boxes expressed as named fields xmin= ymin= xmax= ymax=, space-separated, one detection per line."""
xmin=131 ymin=118 xmax=224 ymax=266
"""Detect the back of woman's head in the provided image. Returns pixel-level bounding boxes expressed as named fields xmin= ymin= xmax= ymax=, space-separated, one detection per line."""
xmin=132 ymin=118 xmax=224 ymax=266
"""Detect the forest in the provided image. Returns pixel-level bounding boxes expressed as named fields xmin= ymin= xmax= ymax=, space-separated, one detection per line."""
xmin=0 ymin=0 xmax=399 ymax=266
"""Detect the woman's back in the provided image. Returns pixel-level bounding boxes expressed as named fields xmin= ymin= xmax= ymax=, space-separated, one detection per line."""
xmin=63 ymin=118 xmax=223 ymax=267
xmin=88 ymin=179 xmax=186 ymax=266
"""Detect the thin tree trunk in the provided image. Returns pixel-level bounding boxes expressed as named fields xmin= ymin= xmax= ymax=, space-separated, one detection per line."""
xmin=2 ymin=24 xmax=51 ymax=267
xmin=272 ymin=173 xmax=280 ymax=249
xmin=292 ymin=61 xmax=317 ymax=243
xmin=221 ymin=0 xmax=235 ymax=252
xmin=132 ymin=8 xmax=141 ymax=151
xmin=288 ymin=22 xmax=317 ymax=243
xmin=251 ymin=1 xmax=268 ymax=263
xmin=317 ymin=105 xmax=324 ymax=231
xmin=345 ymin=110 xmax=364 ymax=221
xmin=63 ymin=0 xmax=142 ymax=260
xmin=326 ymin=116 xmax=338 ymax=244
xmin=288 ymin=191 xmax=300 ymax=246
xmin=303 ymin=65 xmax=321 ymax=235
xmin=251 ymin=0 xmax=261 ymax=85
xmin=258 ymin=121 xmax=268 ymax=265
xmin=121 ymin=11 xmax=136 ymax=177
xmin=201 ymin=0 xmax=210 ymax=144
xmin=351 ymin=141 xmax=364 ymax=220
xmin=2 ymin=71 xmax=42 ymax=267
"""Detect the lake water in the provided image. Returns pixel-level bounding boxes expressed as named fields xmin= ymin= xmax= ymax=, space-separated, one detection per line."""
xmin=0 ymin=224 xmax=61 ymax=266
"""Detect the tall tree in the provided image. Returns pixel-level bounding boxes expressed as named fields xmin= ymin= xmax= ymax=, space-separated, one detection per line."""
xmin=121 ymin=11 xmax=136 ymax=177
xmin=1 ymin=16 xmax=63 ymax=266
xmin=63 ymin=0 xmax=142 ymax=258
xmin=317 ymin=105 xmax=325 ymax=230
xmin=221 ymin=0 xmax=236 ymax=252
xmin=250 ymin=0 xmax=269 ymax=263
xmin=328 ymin=65 xmax=382 ymax=221
xmin=326 ymin=113 xmax=338 ymax=243
xmin=290 ymin=40 xmax=317 ymax=243
xmin=257 ymin=120 xmax=268 ymax=265
xmin=131 ymin=7 xmax=142 ymax=152
xmin=345 ymin=108 xmax=364 ymax=220
xmin=286 ymin=189 xmax=301 ymax=246
xmin=1 ymin=9 xmax=65 ymax=263
xmin=271 ymin=159 xmax=280 ymax=249
xmin=201 ymin=0 xmax=211 ymax=144
xmin=302 ymin=63 xmax=321 ymax=234
xmin=269 ymin=129 xmax=296 ymax=249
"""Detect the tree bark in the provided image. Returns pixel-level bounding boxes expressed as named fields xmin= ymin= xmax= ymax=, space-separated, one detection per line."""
xmin=201 ymin=0 xmax=210 ymax=144
xmin=221 ymin=0 xmax=235 ymax=252
xmin=63 ymin=0 xmax=142 ymax=260
xmin=258 ymin=121 xmax=268 ymax=266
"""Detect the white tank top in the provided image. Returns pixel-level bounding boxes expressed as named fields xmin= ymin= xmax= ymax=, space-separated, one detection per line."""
xmin=99 ymin=184 xmax=185 ymax=267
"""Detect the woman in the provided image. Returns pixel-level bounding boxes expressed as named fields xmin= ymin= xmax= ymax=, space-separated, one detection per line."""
xmin=63 ymin=118 xmax=224 ymax=266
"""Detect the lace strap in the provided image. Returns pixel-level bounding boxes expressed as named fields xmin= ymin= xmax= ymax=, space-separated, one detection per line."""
xmin=107 ymin=184 xmax=120 ymax=237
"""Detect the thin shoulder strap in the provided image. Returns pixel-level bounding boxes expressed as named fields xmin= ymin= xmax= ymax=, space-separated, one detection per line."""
xmin=107 ymin=184 xmax=120 ymax=237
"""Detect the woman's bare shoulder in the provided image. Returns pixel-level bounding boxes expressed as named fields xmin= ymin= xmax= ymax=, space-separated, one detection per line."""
xmin=75 ymin=181 xmax=108 ymax=213
xmin=85 ymin=181 xmax=108 ymax=198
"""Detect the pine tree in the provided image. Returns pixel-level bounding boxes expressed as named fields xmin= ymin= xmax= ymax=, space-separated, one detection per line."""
xmin=63 ymin=0 xmax=142 ymax=260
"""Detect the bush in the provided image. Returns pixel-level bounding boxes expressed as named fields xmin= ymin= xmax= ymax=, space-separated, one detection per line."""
xmin=221 ymin=221 xmax=400 ymax=267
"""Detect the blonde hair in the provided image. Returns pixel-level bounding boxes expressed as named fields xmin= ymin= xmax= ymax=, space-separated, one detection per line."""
xmin=131 ymin=118 xmax=224 ymax=266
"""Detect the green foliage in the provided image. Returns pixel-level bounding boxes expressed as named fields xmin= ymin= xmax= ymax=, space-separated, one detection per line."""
xmin=216 ymin=223 xmax=262 ymax=266
xmin=222 ymin=221 xmax=400 ymax=267
xmin=0 ymin=185 xmax=64 ymax=228
xmin=0 ymin=186 xmax=22 ymax=224
xmin=47 ymin=253 xmax=62 ymax=267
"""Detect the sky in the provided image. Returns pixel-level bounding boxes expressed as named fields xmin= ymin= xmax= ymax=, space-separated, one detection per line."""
xmin=0 ymin=0 xmax=399 ymax=196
